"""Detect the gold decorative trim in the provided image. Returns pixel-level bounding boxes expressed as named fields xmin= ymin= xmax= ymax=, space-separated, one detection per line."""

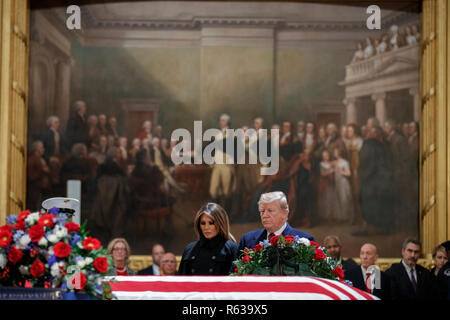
xmin=9 ymin=191 xmax=23 ymax=209
xmin=10 ymin=134 xmax=24 ymax=156
xmin=422 ymin=86 xmax=435 ymax=106
xmin=421 ymin=195 xmax=436 ymax=220
xmin=421 ymin=143 xmax=436 ymax=164
xmin=12 ymin=80 xmax=26 ymax=102
xmin=13 ymin=24 xmax=27 ymax=46
xmin=421 ymin=31 xmax=435 ymax=53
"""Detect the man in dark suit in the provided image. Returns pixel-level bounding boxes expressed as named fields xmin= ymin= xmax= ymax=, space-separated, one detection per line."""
xmin=238 ymin=191 xmax=314 ymax=253
xmin=345 ymin=243 xmax=391 ymax=300
xmin=66 ymin=100 xmax=88 ymax=147
xmin=385 ymin=238 xmax=438 ymax=299
xmin=138 ymin=243 xmax=165 ymax=275
xmin=323 ymin=235 xmax=358 ymax=273
xmin=41 ymin=116 xmax=68 ymax=164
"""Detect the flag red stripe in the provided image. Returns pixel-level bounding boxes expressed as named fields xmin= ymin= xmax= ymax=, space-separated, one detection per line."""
xmin=109 ymin=280 xmax=341 ymax=299
xmin=314 ymin=278 xmax=375 ymax=300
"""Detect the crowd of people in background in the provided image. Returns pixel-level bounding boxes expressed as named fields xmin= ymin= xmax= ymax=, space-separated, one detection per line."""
xmin=26 ymin=99 xmax=420 ymax=247
xmin=26 ymin=100 xmax=184 ymax=244
xmin=351 ymin=24 xmax=420 ymax=63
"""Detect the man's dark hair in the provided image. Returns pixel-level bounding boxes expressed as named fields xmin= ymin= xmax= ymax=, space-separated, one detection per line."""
xmin=402 ymin=238 xmax=422 ymax=250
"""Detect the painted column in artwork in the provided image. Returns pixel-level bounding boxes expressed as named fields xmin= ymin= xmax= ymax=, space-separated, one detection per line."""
xmin=372 ymin=92 xmax=387 ymax=126
xmin=343 ymin=97 xmax=357 ymax=124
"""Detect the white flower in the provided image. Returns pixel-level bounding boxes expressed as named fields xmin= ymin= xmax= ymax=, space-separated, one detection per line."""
xmin=298 ymin=237 xmax=310 ymax=247
xmin=85 ymin=257 xmax=93 ymax=265
xmin=25 ymin=212 xmax=40 ymax=226
xmin=19 ymin=265 xmax=30 ymax=275
xmin=48 ymin=246 xmax=54 ymax=256
xmin=48 ymin=234 xmax=58 ymax=243
xmin=38 ymin=237 xmax=48 ymax=247
xmin=54 ymin=226 xmax=68 ymax=239
xmin=51 ymin=262 xmax=64 ymax=278
xmin=0 ymin=254 xmax=7 ymax=268
xmin=77 ymin=260 xmax=86 ymax=269
xmin=19 ymin=234 xmax=31 ymax=247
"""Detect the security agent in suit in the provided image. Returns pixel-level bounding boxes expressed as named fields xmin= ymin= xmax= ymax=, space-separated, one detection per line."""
xmin=138 ymin=243 xmax=165 ymax=275
xmin=345 ymin=243 xmax=391 ymax=300
xmin=238 ymin=191 xmax=314 ymax=254
xmin=385 ymin=238 xmax=438 ymax=300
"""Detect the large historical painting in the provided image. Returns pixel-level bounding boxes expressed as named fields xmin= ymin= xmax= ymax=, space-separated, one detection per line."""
xmin=26 ymin=1 xmax=421 ymax=257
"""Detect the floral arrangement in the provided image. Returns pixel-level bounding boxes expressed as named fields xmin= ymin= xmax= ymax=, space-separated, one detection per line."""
xmin=0 ymin=208 xmax=114 ymax=299
xmin=231 ymin=235 xmax=346 ymax=283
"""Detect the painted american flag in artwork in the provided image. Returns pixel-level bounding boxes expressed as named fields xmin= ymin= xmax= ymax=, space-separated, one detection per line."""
xmin=104 ymin=276 xmax=379 ymax=300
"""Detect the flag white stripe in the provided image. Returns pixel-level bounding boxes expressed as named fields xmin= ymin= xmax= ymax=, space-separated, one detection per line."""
xmin=112 ymin=291 xmax=334 ymax=300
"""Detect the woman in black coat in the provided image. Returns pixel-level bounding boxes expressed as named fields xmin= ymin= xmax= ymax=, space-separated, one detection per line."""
xmin=177 ymin=202 xmax=239 ymax=275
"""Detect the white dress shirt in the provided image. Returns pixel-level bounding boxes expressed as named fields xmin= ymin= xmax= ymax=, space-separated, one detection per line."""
xmin=267 ymin=222 xmax=287 ymax=240
xmin=361 ymin=266 xmax=376 ymax=293
xmin=402 ymin=260 xmax=417 ymax=284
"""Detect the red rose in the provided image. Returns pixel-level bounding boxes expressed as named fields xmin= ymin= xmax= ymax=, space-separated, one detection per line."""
xmin=310 ymin=241 xmax=319 ymax=247
xmin=28 ymin=224 xmax=44 ymax=242
xmin=17 ymin=210 xmax=31 ymax=221
xmin=30 ymin=260 xmax=45 ymax=278
xmin=53 ymin=242 xmax=71 ymax=258
xmin=8 ymin=246 xmax=23 ymax=264
xmin=38 ymin=214 xmax=54 ymax=229
xmin=82 ymin=237 xmax=101 ymax=250
xmin=0 ymin=225 xmax=13 ymax=232
xmin=241 ymin=255 xmax=251 ymax=263
xmin=0 ymin=229 xmax=12 ymax=247
xmin=254 ymin=244 xmax=262 ymax=252
xmin=71 ymin=272 xmax=87 ymax=290
xmin=65 ymin=222 xmax=80 ymax=233
xmin=93 ymin=257 xmax=109 ymax=273
xmin=332 ymin=265 xmax=344 ymax=279
xmin=14 ymin=220 xmax=25 ymax=231
xmin=314 ymin=248 xmax=326 ymax=260
xmin=234 ymin=267 xmax=238 ymax=273
xmin=284 ymin=235 xmax=295 ymax=244
xmin=270 ymin=235 xmax=279 ymax=246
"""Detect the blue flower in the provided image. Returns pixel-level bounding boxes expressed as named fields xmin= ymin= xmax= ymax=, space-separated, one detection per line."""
xmin=5 ymin=214 xmax=17 ymax=225
xmin=94 ymin=284 xmax=103 ymax=294
xmin=47 ymin=254 xmax=58 ymax=266
xmin=47 ymin=254 xmax=64 ymax=266
xmin=262 ymin=239 xmax=271 ymax=247
xmin=344 ymin=280 xmax=353 ymax=287
xmin=74 ymin=256 xmax=84 ymax=263
xmin=70 ymin=234 xmax=82 ymax=246
xmin=13 ymin=230 xmax=25 ymax=243
xmin=49 ymin=207 xmax=59 ymax=215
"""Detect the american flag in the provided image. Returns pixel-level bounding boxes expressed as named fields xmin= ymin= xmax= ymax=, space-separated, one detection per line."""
xmin=104 ymin=276 xmax=378 ymax=300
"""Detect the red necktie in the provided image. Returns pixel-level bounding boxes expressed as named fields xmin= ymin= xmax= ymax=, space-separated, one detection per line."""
xmin=365 ymin=272 xmax=372 ymax=293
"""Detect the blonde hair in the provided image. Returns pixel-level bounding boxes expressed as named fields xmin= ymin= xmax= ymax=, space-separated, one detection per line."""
xmin=194 ymin=203 xmax=236 ymax=242
xmin=107 ymin=238 xmax=132 ymax=266
xmin=432 ymin=245 xmax=446 ymax=259
xmin=258 ymin=191 xmax=289 ymax=213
